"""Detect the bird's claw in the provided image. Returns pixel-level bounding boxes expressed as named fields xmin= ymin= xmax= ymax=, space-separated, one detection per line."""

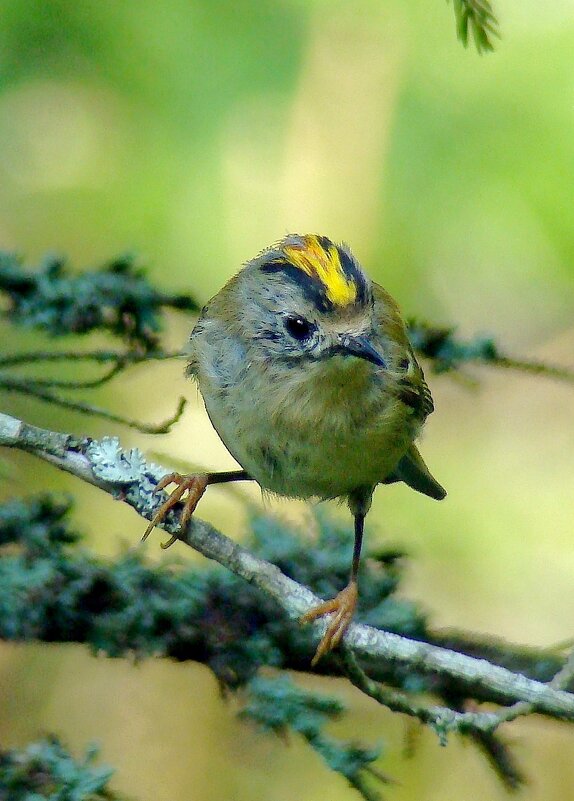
xmin=301 ymin=580 xmax=358 ymax=666
xmin=142 ymin=472 xmax=209 ymax=548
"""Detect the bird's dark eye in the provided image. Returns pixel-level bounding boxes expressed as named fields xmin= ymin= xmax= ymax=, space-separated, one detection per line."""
xmin=284 ymin=315 xmax=314 ymax=342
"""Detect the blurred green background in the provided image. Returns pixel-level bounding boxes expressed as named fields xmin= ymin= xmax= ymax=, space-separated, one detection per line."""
xmin=1 ymin=0 xmax=574 ymax=798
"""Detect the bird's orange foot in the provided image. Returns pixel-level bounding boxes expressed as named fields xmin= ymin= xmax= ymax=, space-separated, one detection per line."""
xmin=142 ymin=472 xmax=209 ymax=549
xmin=300 ymin=580 xmax=358 ymax=666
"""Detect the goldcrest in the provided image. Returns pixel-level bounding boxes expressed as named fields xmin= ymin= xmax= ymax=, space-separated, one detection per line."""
xmin=144 ymin=233 xmax=445 ymax=664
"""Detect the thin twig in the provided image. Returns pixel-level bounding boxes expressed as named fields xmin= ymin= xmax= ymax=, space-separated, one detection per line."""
xmin=0 ymin=363 xmax=125 ymax=390
xmin=407 ymin=321 xmax=574 ymax=384
xmin=487 ymin=355 xmax=574 ymax=384
xmin=339 ymin=643 xmax=574 ymax=742
xmin=0 ymin=380 xmax=186 ymax=434
xmin=0 ymin=349 xmax=185 ymax=368
xmin=338 ymin=647 xmax=506 ymax=743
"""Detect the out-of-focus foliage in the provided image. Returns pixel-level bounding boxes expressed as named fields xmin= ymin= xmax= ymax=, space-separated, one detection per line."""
xmin=449 ymin=0 xmax=499 ymax=52
xmin=5 ymin=492 xmax=574 ymax=796
xmin=0 ymin=736 xmax=116 ymax=801
xmin=408 ymin=320 xmax=574 ymax=382
xmin=0 ymin=251 xmax=197 ymax=349
xmin=239 ymin=676 xmax=385 ymax=801
xmin=0 ymin=0 xmax=571 ymax=322
xmin=0 ymin=495 xmax=424 ymax=688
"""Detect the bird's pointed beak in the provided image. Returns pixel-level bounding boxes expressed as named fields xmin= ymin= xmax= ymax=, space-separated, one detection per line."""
xmin=338 ymin=335 xmax=386 ymax=368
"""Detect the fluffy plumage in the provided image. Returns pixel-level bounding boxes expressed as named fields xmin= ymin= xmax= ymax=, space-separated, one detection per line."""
xmin=188 ymin=234 xmax=443 ymax=503
xmin=183 ymin=233 xmax=445 ymax=663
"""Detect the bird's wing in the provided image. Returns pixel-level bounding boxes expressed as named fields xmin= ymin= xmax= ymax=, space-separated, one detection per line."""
xmin=372 ymin=283 xmax=445 ymax=499
xmin=372 ymin=282 xmax=434 ymax=422
xmin=396 ymin=358 xmax=435 ymax=420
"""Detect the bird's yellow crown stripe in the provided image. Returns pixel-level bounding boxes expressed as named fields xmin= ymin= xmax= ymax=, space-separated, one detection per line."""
xmin=283 ymin=235 xmax=357 ymax=307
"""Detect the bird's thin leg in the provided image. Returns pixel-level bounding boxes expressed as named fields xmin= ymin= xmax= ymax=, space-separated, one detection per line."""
xmin=350 ymin=510 xmax=365 ymax=583
xmin=142 ymin=469 xmax=251 ymax=548
xmin=301 ymin=511 xmax=365 ymax=666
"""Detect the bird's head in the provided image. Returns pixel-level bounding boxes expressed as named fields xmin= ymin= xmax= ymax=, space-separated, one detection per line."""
xmin=237 ymin=233 xmax=386 ymax=371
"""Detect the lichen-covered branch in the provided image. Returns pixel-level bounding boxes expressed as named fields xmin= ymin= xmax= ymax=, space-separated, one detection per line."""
xmin=339 ymin=644 xmax=574 ymax=740
xmin=0 ymin=492 xmax=568 ymax=706
xmin=1 ymin=410 xmax=574 ymax=728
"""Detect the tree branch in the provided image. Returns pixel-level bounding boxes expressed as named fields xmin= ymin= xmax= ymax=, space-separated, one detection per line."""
xmin=0 ymin=348 xmax=183 ymax=369
xmin=408 ymin=321 xmax=574 ymax=384
xmin=0 ymin=251 xmax=198 ymax=349
xmin=2 ymin=410 xmax=574 ymax=725
xmin=0 ymin=376 xmax=187 ymax=433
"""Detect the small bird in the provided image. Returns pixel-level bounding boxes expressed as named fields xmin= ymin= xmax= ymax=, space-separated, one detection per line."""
xmin=143 ymin=234 xmax=445 ymax=664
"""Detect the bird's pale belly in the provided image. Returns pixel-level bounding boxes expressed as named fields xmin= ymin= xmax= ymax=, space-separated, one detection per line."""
xmin=245 ymin=422 xmax=411 ymax=499
xmin=203 ymin=371 xmax=415 ymax=500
